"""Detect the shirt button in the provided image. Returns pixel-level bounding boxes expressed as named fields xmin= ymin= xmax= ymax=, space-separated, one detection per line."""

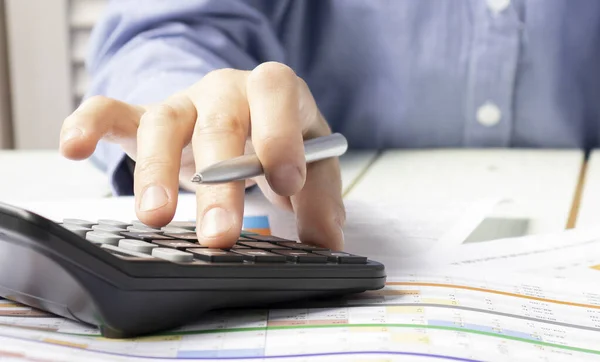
xmin=486 ymin=0 xmax=511 ymax=13
xmin=476 ymin=102 xmax=502 ymax=127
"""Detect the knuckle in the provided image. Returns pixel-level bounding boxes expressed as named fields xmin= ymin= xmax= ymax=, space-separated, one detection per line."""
xmin=146 ymin=104 xmax=179 ymax=121
xmin=249 ymin=62 xmax=297 ymax=88
xmin=62 ymin=113 xmax=80 ymax=128
xmin=84 ymin=95 xmax=115 ymax=109
xmin=195 ymin=112 xmax=245 ymax=138
xmin=134 ymin=156 xmax=175 ymax=177
xmin=201 ymin=67 xmax=239 ymax=84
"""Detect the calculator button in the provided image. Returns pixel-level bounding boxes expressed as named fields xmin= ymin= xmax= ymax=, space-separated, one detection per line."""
xmin=165 ymin=221 xmax=196 ymax=230
xmin=63 ymin=218 xmax=96 ymax=228
xmin=161 ymin=226 xmax=192 ymax=234
xmin=272 ymin=250 xmax=328 ymax=263
xmin=231 ymin=245 xmax=250 ymax=249
xmin=127 ymin=227 xmax=160 ymax=233
xmin=127 ymin=225 xmax=161 ymax=232
xmin=92 ymin=224 xmax=127 ymax=234
xmin=237 ymin=236 xmax=255 ymax=241
xmin=118 ymin=239 xmax=158 ymax=254
xmin=163 ymin=232 xmax=198 ymax=241
xmin=151 ymin=240 xmax=199 ymax=250
xmin=101 ymin=244 xmax=156 ymax=259
xmin=120 ymin=232 xmax=173 ymax=241
xmin=60 ymin=224 xmax=91 ymax=238
xmin=86 ymin=231 xmax=124 ymax=245
xmin=232 ymin=250 xmax=287 ymax=263
xmin=313 ymin=251 xmax=367 ymax=264
xmin=187 ymin=248 xmax=244 ymax=263
xmin=237 ymin=241 xmax=289 ymax=250
xmin=152 ymin=248 xmax=194 ymax=262
xmin=243 ymin=234 xmax=289 ymax=242
xmin=97 ymin=219 xmax=131 ymax=228
xmin=274 ymin=241 xmax=329 ymax=251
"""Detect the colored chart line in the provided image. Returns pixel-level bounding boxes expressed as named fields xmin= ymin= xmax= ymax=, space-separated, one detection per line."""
xmin=0 ymin=335 xmax=482 ymax=362
xmin=23 ymin=323 xmax=600 ymax=358
xmin=389 ymin=281 xmax=600 ymax=309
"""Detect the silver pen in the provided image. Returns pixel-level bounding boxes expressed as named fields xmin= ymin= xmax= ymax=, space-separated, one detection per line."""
xmin=190 ymin=133 xmax=348 ymax=184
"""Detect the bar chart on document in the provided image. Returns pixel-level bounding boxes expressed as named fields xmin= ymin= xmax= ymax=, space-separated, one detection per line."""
xmin=2 ymin=270 xmax=600 ymax=362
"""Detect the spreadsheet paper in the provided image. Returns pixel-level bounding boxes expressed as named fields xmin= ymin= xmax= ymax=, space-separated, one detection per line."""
xmin=1 ymin=268 xmax=600 ymax=361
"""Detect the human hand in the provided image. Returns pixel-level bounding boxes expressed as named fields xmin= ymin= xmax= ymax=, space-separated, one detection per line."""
xmin=59 ymin=62 xmax=346 ymax=250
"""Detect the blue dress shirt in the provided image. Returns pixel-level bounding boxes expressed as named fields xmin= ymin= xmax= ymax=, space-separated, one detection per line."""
xmin=84 ymin=0 xmax=600 ymax=195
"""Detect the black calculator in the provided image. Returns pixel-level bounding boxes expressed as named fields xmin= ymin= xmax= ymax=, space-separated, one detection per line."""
xmin=0 ymin=201 xmax=386 ymax=339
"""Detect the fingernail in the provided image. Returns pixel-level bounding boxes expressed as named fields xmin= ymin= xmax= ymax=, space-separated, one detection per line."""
xmin=140 ymin=185 xmax=169 ymax=211
xmin=201 ymin=207 xmax=233 ymax=237
xmin=270 ymin=164 xmax=303 ymax=194
xmin=61 ymin=128 xmax=83 ymax=142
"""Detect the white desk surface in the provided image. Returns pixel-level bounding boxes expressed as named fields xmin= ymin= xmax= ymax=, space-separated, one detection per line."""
xmin=345 ymin=149 xmax=584 ymax=235
xmin=338 ymin=150 xmax=378 ymax=195
xmin=0 ymin=148 xmax=586 ymax=236
xmin=0 ymin=150 xmax=377 ymax=204
xmin=576 ymin=150 xmax=600 ymax=229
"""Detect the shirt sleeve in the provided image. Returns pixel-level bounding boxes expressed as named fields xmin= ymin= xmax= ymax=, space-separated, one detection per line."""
xmin=84 ymin=0 xmax=288 ymax=195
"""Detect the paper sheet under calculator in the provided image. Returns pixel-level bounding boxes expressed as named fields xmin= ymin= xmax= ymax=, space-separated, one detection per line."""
xmin=3 ymin=268 xmax=600 ymax=361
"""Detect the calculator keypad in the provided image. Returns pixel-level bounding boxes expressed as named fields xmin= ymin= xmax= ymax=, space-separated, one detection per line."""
xmin=151 ymin=248 xmax=194 ymax=262
xmin=232 ymin=249 xmax=287 ymax=263
xmin=151 ymin=240 xmax=200 ymax=250
xmin=119 ymin=239 xmax=158 ymax=253
xmin=237 ymin=241 xmax=290 ymax=250
xmin=187 ymin=248 xmax=243 ymax=263
xmin=86 ymin=231 xmax=124 ymax=245
xmin=62 ymin=219 xmax=369 ymax=266
xmin=120 ymin=232 xmax=174 ymax=241
xmin=92 ymin=224 xmax=128 ymax=234
xmin=272 ymin=250 xmax=328 ymax=263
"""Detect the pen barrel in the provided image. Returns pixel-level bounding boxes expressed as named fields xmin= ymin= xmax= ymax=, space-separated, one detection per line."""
xmin=192 ymin=133 xmax=348 ymax=184
xmin=304 ymin=133 xmax=348 ymax=163
xmin=197 ymin=156 xmax=264 ymax=183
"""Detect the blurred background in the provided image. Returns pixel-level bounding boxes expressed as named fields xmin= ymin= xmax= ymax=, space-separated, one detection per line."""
xmin=0 ymin=0 xmax=113 ymax=203
xmin=0 ymin=0 xmax=105 ymax=150
xmin=0 ymin=0 xmax=592 ymax=240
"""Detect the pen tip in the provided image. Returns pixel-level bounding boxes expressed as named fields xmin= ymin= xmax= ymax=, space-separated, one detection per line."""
xmin=191 ymin=174 xmax=202 ymax=183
